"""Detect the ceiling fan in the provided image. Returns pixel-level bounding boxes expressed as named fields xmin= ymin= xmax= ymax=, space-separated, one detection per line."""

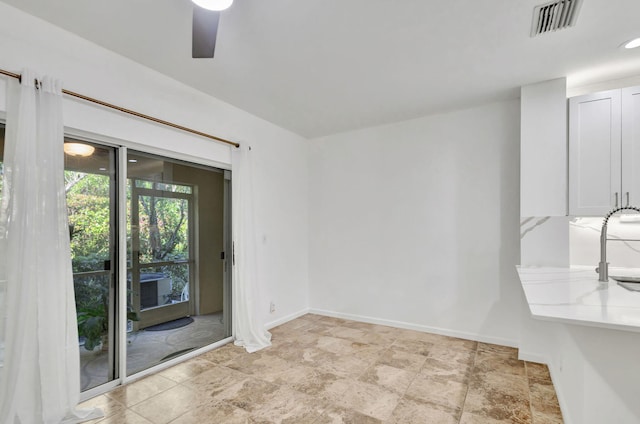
xmin=191 ymin=0 xmax=233 ymax=58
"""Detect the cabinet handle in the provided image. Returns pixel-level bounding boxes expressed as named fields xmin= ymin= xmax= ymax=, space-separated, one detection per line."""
xmin=626 ymin=192 xmax=630 ymax=207
xmin=615 ymin=192 xmax=619 ymax=208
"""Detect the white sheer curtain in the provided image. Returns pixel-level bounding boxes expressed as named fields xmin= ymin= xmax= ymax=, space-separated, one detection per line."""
xmin=231 ymin=145 xmax=272 ymax=353
xmin=0 ymin=71 xmax=102 ymax=423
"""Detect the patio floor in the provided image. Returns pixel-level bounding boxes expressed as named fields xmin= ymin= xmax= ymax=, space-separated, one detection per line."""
xmin=80 ymin=312 xmax=228 ymax=391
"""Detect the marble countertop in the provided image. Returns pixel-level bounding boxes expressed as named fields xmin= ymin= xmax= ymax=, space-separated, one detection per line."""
xmin=517 ymin=266 xmax=640 ymax=332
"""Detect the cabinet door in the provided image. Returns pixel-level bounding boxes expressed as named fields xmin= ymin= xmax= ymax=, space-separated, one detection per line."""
xmin=569 ymin=90 xmax=621 ymax=216
xmin=621 ymin=85 xmax=640 ymax=208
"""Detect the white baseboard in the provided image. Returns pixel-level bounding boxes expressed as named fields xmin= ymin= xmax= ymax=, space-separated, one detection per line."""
xmin=517 ymin=350 xmax=549 ymax=364
xmin=308 ymin=308 xmax=519 ymax=348
xmin=264 ymin=307 xmax=311 ymax=330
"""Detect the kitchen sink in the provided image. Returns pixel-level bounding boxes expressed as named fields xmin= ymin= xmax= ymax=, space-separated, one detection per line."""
xmin=610 ymin=275 xmax=640 ymax=292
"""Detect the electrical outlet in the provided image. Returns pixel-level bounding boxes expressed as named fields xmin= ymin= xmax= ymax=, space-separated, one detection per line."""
xmin=270 ymin=301 xmax=276 ymax=313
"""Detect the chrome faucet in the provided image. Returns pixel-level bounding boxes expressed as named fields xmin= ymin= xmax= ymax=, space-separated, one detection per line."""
xmin=597 ymin=206 xmax=640 ymax=282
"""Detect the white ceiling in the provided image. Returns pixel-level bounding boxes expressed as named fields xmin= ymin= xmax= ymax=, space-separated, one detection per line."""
xmin=4 ymin=0 xmax=640 ymax=138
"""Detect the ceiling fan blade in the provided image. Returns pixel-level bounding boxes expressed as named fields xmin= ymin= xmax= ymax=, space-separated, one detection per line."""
xmin=192 ymin=6 xmax=220 ymax=58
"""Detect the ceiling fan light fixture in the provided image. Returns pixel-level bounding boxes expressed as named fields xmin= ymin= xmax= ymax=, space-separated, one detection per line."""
xmin=192 ymin=0 xmax=233 ymax=11
xmin=64 ymin=142 xmax=95 ymax=157
xmin=623 ymin=38 xmax=640 ymax=49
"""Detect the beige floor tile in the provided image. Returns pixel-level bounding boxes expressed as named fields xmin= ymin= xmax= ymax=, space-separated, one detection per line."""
xmin=248 ymin=386 xmax=328 ymax=423
xmin=356 ymin=332 xmax=397 ymax=347
xmin=263 ymin=341 xmax=307 ymax=362
xmin=317 ymin=316 xmax=350 ymax=326
xmin=222 ymin=377 xmax=281 ymax=413
xmin=225 ymin=351 xmax=292 ymax=376
xmin=94 ymin=410 xmax=153 ymax=424
xmin=459 ymin=411 xmax=513 ymax=423
xmin=427 ymin=343 xmax=476 ymax=366
xmin=291 ymin=330 xmax=327 ymax=346
xmin=387 ymin=397 xmax=459 ymax=424
xmin=478 ymin=342 xmax=519 ymax=359
xmin=532 ymin=410 xmax=564 ymax=424
xmin=315 ymin=335 xmax=375 ymax=356
xmin=309 ymin=321 xmax=344 ymax=335
xmin=320 ymin=325 xmax=396 ymax=348
xmin=359 ymin=363 xmax=416 ymax=394
xmin=355 ymin=345 xmax=387 ymax=362
xmin=272 ymin=316 xmax=316 ymax=332
xmin=170 ymin=401 xmax=252 ymax=424
xmin=78 ymin=394 xmax=126 ymax=420
xmin=348 ymin=322 xmax=399 ymax=337
xmin=130 ymin=384 xmax=202 ymax=424
xmin=394 ymin=328 xmax=441 ymax=342
xmin=529 ymin=381 xmax=562 ymax=418
xmin=397 ymin=330 xmax=476 ymax=352
xmin=270 ymin=343 xmax=338 ymax=365
xmin=463 ymin=371 xmax=531 ymax=423
xmin=288 ymin=369 xmax=351 ymax=403
xmin=315 ymin=405 xmax=383 ymax=424
xmin=199 ymin=343 xmax=245 ymax=364
xmin=525 ymin=361 xmax=552 ymax=383
xmin=390 ymin=338 xmax=433 ymax=356
xmin=253 ymin=361 xmax=317 ymax=386
xmin=336 ymin=379 xmax=401 ymax=421
xmin=315 ymin=336 xmax=385 ymax=360
xmin=405 ymin=373 xmax=467 ymax=411
xmin=105 ymin=374 xmax=177 ymax=407
xmin=474 ymin=349 xmax=526 ymax=377
xmin=157 ymin=356 xmax=216 ymax=383
xmin=317 ymin=351 xmax=376 ymax=378
xmin=376 ymin=348 xmax=427 ymax=373
xmin=181 ymin=364 xmax=252 ymax=403
xmin=437 ymin=336 xmax=478 ymax=352
xmin=322 ymin=325 xmax=369 ymax=341
xmin=420 ymin=356 xmax=473 ymax=384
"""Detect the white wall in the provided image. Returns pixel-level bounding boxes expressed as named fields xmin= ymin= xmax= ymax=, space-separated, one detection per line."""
xmin=0 ymin=1 xmax=309 ymax=327
xmin=309 ymin=100 xmax=522 ymax=346
xmin=520 ymin=78 xmax=567 ymax=217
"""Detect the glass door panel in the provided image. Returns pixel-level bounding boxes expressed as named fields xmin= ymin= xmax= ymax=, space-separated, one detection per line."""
xmin=126 ymin=151 xmax=230 ymax=376
xmin=64 ymin=140 xmax=118 ymax=391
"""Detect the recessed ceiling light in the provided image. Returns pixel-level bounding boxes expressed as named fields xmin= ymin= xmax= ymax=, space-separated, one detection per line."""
xmin=624 ymin=38 xmax=640 ymax=49
xmin=64 ymin=142 xmax=95 ymax=157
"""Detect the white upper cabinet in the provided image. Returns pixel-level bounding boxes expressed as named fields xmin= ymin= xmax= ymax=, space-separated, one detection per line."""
xmin=569 ymin=89 xmax=622 ymax=216
xmin=621 ymin=86 xmax=640 ymax=211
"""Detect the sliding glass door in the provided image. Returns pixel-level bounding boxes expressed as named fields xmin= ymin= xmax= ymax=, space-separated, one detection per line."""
xmin=126 ymin=151 xmax=230 ymax=376
xmin=0 ymin=126 xmax=231 ymax=393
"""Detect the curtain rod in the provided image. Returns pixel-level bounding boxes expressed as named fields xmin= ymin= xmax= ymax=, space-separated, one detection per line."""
xmin=0 ymin=68 xmax=240 ymax=148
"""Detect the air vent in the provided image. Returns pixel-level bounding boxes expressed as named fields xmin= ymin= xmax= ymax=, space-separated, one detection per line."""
xmin=531 ymin=0 xmax=582 ymax=37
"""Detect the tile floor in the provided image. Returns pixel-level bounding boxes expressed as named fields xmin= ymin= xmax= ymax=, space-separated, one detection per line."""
xmin=80 ymin=314 xmax=563 ymax=423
